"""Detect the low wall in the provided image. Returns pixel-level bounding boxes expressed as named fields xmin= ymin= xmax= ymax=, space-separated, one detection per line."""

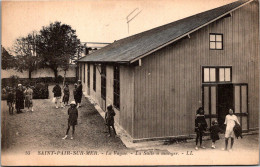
xmin=1 ymin=65 xmax=77 ymax=88
xmin=1 ymin=65 xmax=76 ymax=79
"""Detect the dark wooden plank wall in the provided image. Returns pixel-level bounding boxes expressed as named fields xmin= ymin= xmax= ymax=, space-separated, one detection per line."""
xmin=133 ymin=1 xmax=259 ymax=139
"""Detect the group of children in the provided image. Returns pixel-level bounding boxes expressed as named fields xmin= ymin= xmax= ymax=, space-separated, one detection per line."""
xmin=195 ymin=107 xmax=240 ymax=151
xmin=62 ymin=95 xmax=240 ymax=143
xmin=53 ymin=81 xmax=117 ymax=140
xmin=62 ymin=102 xmax=117 ymax=140
xmin=52 ymin=80 xmax=83 ymax=109
xmin=4 ymin=84 xmax=34 ymax=115
xmin=52 ymin=81 xmax=117 ymax=140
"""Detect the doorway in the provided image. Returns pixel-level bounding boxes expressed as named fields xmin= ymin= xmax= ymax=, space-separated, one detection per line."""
xmin=217 ymin=84 xmax=234 ymax=128
xmin=202 ymin=83 xmax=249 ymax=131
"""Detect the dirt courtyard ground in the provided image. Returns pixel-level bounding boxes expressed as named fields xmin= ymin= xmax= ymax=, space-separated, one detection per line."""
xmin=1 ymin=84 xmax=259 ymax=165
xmin=1 ymin=85 xmax=129 ymax=154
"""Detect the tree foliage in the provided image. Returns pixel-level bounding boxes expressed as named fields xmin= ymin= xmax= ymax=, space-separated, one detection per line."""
xmin=36 ymin=22 xmax=81 ymax=80
xmin=12 ymin=32 xmax=40 ymax=79
xmin=8 ymin=22 xmax=81 ymax=81
xmin=1 ymin=47 xmax=16 ymax=70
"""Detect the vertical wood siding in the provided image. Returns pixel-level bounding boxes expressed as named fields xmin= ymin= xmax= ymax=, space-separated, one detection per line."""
xmin=133 ymin=1 xmax=259 ymax=139
xmin=106 ymin=66 xmax=114 ymax=110
xmin=119 ymin=66 xmax=134 ymax=136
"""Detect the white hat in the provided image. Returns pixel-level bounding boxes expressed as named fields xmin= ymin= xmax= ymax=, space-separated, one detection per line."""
xmin=18 ymin=84 xmax=22 ymax=86
xmin=70 ymin=101 xmax=76 ymax=105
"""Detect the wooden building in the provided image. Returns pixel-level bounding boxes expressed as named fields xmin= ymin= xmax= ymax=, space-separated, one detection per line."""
xmin=77 ymin=0 xmax=259 ymax=142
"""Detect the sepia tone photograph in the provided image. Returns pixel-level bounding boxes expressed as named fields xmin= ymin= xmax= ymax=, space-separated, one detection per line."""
xmin=1 ymin=0 xmax=259 ymax=165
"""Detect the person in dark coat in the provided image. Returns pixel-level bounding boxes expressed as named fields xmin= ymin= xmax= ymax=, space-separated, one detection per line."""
xmin=62 ymin=101 xmax=78 ymax=140
xmin=76 ymin=80 xmax=83 ymax=108
xmin=16 ymin=84 xmax=25 ymax=114
xmin=105 ymin=104 xmax=117 ymax=137
xmin=7 ymin=87 xmax=15 ymax=115
xmin=195 ymin=107 xmax=208 ymax=150
xmin=52 ymin=82 xmax=63 ymax=109
xmin=62 ymin=83 xmax=70 ymax=106
xmin=73 ymin=83 xmax=79 ymax=105
xmin=209 ymin=120 xmax=223 ymax=149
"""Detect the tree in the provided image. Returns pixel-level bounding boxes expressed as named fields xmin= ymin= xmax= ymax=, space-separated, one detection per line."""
xmin=12 ymin=32 xmax=40 ymax=79
xmin=36 ymin=22 xmax=81 ymax=81
xmin=1 ymin=46 xmax=16 ymax=70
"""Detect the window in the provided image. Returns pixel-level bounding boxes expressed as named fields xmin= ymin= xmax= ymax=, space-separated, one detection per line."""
xmin=219 ymin=68 xmax=231 ymax=82
xmin=203 ymin=66 xmax=231 ymax=83
xmin=93 ymin=64 xmax=96 ymax=91
xmin=79 ymin=64 xmax=82 ymax=81
xmin=113 ymin=65 xmax=120 ymax=109
xmin=83 ymin=64 xmax=86 ymax=83
xmin=210 ymin=33 xmax=223 ymax=50
xmin=203 ymin=68 xmax=216 ymax=82
xmin=87 ymin=64 xmax=90 ymax=88
xmin=101 ymin=65 xmax=106 ymax=100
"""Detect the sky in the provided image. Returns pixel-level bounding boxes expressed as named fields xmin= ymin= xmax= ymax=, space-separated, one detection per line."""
xmin=2 ymin=0 xmax=237 ymax=50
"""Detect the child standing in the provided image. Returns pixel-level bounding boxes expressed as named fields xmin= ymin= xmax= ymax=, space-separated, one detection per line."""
xmin=105 ymin=104 xmax=117 ymax=137
xmin=7 ymin=87 xmax=15 ymax=115
xmin=62 ymin=101 xmax=78 ymax=140
xmin=62 ymin=83 xmax=70 ymax=106
xmin=24 ymin=85 xmax=34 ymax=112
xmin=209 ymin=120 xmax=223 ymax=149
xmin=223 ymin=109 xmax=240 ymax=151
xmin=195 ymin=107 xmax=208 ymax=150
xmin=52 ymin=82 xmax=63 ymax=109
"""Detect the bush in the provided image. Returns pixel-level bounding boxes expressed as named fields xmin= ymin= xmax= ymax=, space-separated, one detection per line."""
xmin=10 ymin=75 xmax=20 ymax=88
xmin=57 ymin=75 xmax=63 ymax=83
xmin=32 ymin=83 xmax=49 ymax=99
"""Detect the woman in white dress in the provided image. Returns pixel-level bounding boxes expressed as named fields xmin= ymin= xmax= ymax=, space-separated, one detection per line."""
xmin=223 ymin=109 xmax=240 ymax=151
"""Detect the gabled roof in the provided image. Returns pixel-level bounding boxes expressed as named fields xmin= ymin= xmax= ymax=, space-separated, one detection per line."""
xmin=78 ymin=0 xmax=252 ymax=64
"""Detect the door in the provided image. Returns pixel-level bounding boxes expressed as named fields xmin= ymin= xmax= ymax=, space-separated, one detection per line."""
xmin=202 ymin=84 xmax=217 ymax=128
xmin=203 ymin=83 xmax=249 ymax=131
xmin=234 ymin=84 xmax=249 ymax=131
xmin=217 ymin=84 xmax=234 ymax=129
